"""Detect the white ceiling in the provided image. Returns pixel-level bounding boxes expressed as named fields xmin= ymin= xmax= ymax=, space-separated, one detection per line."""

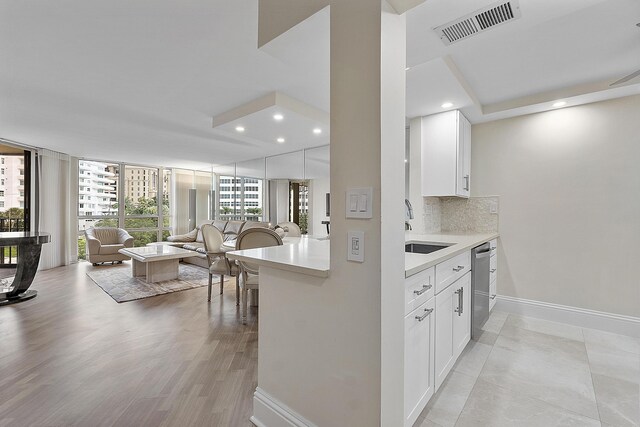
xmin=1 ymin=0 xmax=639 ymax=169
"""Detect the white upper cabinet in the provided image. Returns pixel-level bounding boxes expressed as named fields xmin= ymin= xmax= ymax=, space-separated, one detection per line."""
xmin=419 ymin=110 xmax=471 ymax=198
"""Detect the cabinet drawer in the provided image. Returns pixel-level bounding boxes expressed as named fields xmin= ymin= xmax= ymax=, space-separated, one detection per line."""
xmin=489 ymin=280 xmax=497 ymax=311
xmin=490 ymin=255 xmax=497 ymax=284
xmin=489 ymin=239 xmax=498 ymax=256
xmin=405 ymin=267 xmax=435 ymax=315
xmin=435 ymin=251 xmax=471 ymax=294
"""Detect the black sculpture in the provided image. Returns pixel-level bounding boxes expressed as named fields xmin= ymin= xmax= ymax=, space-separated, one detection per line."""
xmin=0 ymin=231 xmax=50 ymax=306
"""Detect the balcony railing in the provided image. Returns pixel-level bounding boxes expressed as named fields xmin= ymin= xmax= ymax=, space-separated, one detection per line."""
xmin=0 ymin=218 xmax=26 ymax=267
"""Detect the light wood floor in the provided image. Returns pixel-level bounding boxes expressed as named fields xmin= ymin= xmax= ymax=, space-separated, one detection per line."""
xmin=0 ymin=261 xmax=257 ymax=427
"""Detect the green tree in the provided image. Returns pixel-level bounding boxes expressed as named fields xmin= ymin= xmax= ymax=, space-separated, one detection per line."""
xmin=0 ymin=207 xmax=24 ymax=219
xmin=92 ymin=196 xmax=170 ymax=247
xmin=298 ymin=213 xmax=308 ymax=235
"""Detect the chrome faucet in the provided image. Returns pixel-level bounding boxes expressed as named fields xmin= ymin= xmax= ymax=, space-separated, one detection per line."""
xmin=405 ymin=199 xmax=414 ymax=231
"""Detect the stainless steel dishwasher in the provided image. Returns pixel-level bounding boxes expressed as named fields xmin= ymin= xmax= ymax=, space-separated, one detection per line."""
xmin=471 ymin=242 xmax=492 ymax=339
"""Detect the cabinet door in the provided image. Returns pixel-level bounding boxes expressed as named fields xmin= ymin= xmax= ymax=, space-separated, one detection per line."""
xmin=421 ymin=111 xmax=458 ymax=197
xmin=434 ymin=284 xmax=455 ymax=391
xmin=453 ymin=272 xmax=472 ymax=359
xmin=404 ymin=298 xmax=436 ymax=427
xmin=489 ymin=279 xmax=497 ymax=311
xmin=456 ymin=113 xmax=471 ymax=198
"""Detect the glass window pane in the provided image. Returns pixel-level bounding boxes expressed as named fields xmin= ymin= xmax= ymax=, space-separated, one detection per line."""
xmin=128 ymin=231 xmax=158 ymax=247
xmin=78 ymin=160 xmax=118 ymax=217
xmin=124 ymin=166 xmax=158 ymax=215
xmin=124 ymin=217 xmax=159 ymax=229
xmin=162 ymin=169 xmax=171 ymax=228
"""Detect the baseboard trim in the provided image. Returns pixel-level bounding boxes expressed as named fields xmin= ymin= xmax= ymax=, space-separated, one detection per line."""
xmin=495 ymin=295 xmax=640 ymax=338
xmin=251 ymin=387 xmax=316 ymax=427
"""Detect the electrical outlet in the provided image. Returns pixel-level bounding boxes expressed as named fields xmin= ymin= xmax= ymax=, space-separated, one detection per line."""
xmin=489 ymin=201 xmax=498 ymax=214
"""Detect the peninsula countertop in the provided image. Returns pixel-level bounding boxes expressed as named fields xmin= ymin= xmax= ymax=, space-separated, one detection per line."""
xmin=225 ymin=232 xmax=498 ymax=279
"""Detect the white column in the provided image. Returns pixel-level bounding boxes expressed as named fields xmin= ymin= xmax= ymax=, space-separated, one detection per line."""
xmin=256 ymin=1 xmax=410 ymax=425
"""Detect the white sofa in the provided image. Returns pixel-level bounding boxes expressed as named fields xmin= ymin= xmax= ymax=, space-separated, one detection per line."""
xmin=167 ymin=220 xmax=270 ymax=268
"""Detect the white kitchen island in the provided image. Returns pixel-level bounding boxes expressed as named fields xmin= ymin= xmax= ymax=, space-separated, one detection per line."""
xmin=226 ymin=231 xmax=498 ymax=427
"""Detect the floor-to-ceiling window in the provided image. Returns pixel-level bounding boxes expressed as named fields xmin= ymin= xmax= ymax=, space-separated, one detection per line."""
xmin=0 ymin=143 xmax=31 ymax=266
xmin=77 ymin=160 xmax=172 ymax=259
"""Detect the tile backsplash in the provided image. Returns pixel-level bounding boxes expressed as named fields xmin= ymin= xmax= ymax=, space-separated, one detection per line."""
xmin=420 ymin=196 xmax=499 ymax=233
xmin=422 ymin=197 xmax=441 ymax=233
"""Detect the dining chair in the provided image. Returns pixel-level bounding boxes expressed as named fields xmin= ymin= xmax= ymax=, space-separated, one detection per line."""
xmin=235 ymin=228 xmax=283 ymax=324
xmin=277 ymin=221 xmax=301 ymax=237
xmin=201 ymin=224 xmax=238 ymax=303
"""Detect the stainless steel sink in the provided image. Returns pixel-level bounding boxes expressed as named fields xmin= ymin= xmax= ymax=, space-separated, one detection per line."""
xmin=405 ymin=243 xmax=451 ymax=254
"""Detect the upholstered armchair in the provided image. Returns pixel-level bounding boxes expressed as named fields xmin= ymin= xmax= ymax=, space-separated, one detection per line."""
xmin=85 ymin=227 xmax=134 ymax=265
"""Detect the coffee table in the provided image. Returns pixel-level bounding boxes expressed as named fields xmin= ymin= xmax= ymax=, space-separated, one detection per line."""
xmin=118 ymin=245 xmax=197 ymax=283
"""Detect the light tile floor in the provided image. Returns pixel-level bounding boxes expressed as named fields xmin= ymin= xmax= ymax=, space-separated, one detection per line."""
xmin=414 ymin=311 xmax=640 ymax=427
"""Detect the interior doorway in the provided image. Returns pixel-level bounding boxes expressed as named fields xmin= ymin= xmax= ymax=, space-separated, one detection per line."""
xmin=289 ymin=181 xmax=309 ymax=234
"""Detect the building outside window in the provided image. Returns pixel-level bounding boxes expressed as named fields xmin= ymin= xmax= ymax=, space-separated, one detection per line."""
xmin=217 ymin=175 xmax=263 ymax=221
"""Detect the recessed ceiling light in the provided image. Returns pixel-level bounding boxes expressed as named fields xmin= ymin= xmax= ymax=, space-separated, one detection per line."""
xmin=313 ymin=128 xmax=322 ymax=135
xmin=273 ymin=114 xmax=284 ymax=121
xmin=235 ymin=126 xmax=245 ymax=132
xmin=441 ymin=102 xmax=453 ymax=109
xmin=552 ymin=101 xmax=567 ymax=108
xmin=276 ymin=137 xmax=285 ymax=143
xmin=404 ymin=159 xmax=408 ymax=163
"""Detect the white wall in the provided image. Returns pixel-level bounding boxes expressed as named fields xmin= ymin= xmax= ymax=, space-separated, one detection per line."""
xmin=472 ymin=95 xmax=640 ymax=317
xmin=254 ymin=2 xmax=407 ymax=426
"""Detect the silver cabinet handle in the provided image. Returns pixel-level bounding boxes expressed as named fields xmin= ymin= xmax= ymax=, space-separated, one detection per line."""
xmin=413 ymin=284 xmax=433 ymax=296
xmin=453 ymin=265 xmax=465 ymax=272
xmin=464 ymin=175 xmax=470 ymax=191
xmin=491 ymin=246 xmax=496 ymax=251
xmin=490 ymin=269 xmax=496 ymax=273
xmin=454 ymin=287 xmax=463 ymax=316
xmin=490 ymin=294 xmax=497 ymax=300
xmin=416 ymin=308 xmax=434 ymax=322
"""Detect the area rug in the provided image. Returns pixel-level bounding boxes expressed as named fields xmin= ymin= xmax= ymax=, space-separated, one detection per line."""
xmin=86 ymin=262 xmax=224 ymax=303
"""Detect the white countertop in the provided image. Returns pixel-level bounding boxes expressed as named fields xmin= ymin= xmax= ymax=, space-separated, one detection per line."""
xmin=404 ymin=232 xmax=498 ymax=277
xmin=225 ymin=232 xmax=498 ymax=279
xmin=226 ymin=236 xmax=330 ymax=278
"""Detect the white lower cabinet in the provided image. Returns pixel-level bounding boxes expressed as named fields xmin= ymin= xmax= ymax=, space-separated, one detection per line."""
xmin=435 ymin=271 xmax=471 ymax=391
xmin=434 ymin=283 xmax=455 ymax=391
xmin=489 ymin=239 xmax=498 ymax=311
xmin=404 ymin=298 xmax=435 ymax=427
xmin=489 ymin=279 xmax=497 ymax=311
xmin=403 ymin=249 xmax=476 ymax=425
xmin=452 ymin=272 xmax=471 ymax=359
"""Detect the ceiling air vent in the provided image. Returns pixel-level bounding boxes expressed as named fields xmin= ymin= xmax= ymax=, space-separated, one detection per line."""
xmin=434 ymin=0 xmax=521 ymax=45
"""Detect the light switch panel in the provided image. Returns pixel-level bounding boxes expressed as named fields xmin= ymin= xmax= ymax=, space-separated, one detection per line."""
xmin=345 ymin=187 xmax=373 ymax=219
xmin=347 ymin=231 xmax=364 ymax=262
xmin=349 ymin=195 xmax=359 ymax=212
xmin=359 ymin=194 xmax=368 ymax=212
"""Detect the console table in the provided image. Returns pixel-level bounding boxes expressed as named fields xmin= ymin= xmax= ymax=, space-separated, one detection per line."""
xmin=0 ymin=231 xmax=51 ymax=306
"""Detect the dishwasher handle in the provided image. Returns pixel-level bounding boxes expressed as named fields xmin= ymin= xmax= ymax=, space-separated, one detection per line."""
xmin=474 ymin=249 xmax=491 ymax=259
